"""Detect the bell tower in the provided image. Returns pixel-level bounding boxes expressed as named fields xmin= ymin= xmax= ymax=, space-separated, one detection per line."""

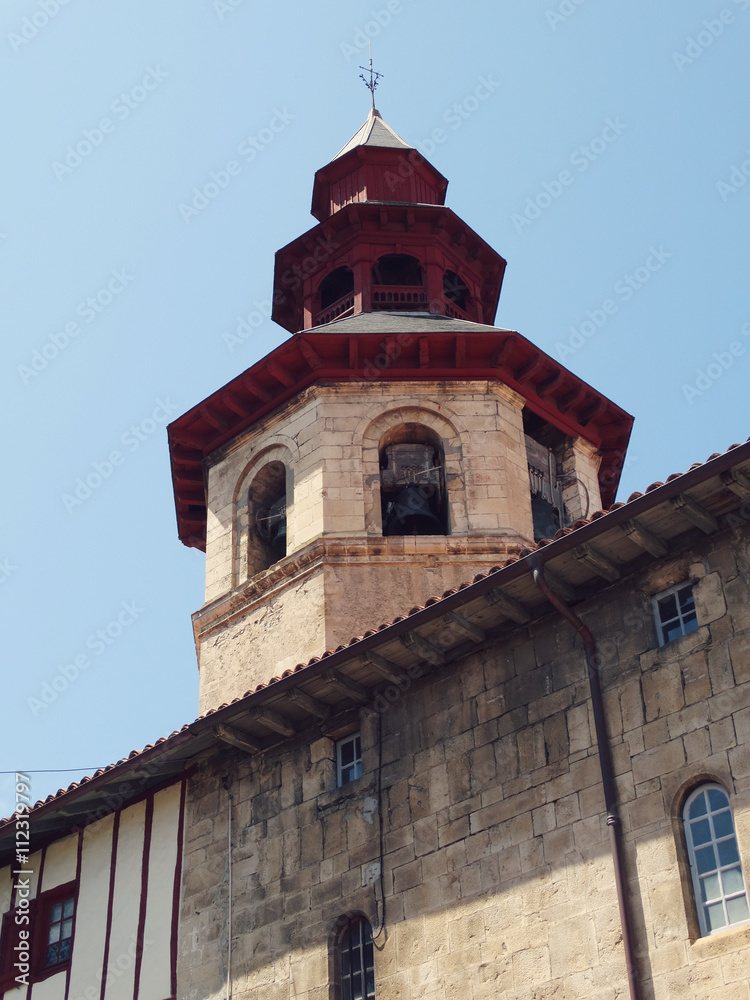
xmin=169 ymin=108 xmax=633 ymax=713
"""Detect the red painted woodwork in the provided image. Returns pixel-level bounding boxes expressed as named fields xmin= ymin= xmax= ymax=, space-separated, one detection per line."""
xmin=169 ymin=110 xmax=634 ymax=549
xmin=168 ymin=326 xmax=633 ymax=549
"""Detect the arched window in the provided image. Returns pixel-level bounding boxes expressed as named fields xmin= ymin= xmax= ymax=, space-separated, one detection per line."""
xmin=336 ymin=917 xmax=374 ymax=1000
xmin=248 ymin=461 xmax=288 ymax=573
xmin=320 ymin=267 xmax=354 ymax=310
xmin=443 ymin=269 xmax=469 ymax=312
xmin=371 ymin=254 xmax=422 ymax=286
xmin=684 ymin=783 xmax=750 ymax=935
xmin=379 ymin=424 xmax=447 ymax=536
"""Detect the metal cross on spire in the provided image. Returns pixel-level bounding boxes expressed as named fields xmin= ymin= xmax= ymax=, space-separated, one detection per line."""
xmin=359 ymin=43 xmax=383 ymax=111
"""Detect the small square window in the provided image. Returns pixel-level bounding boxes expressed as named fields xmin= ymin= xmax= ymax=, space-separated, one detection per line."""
xmin=44 ymin=895 xmax=74 ymax=967
xmin=336 ymin=733 xmax=362 ymax=787
xmin=652 ymin=582 xmax=699 ymax=646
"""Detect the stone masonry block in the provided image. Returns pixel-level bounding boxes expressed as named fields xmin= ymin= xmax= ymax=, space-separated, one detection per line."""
xmin=730 ymin=634 xmax=750 ymax=685
xmin=632 ymin=739 xmax=685 ymax=785
xmin=694 ymin=571 xmax=727 ymax=625
xmin=642 ymin=664 xmax=684 ymax=721
xmin=682 ymin=650 xmax=712 ymax=706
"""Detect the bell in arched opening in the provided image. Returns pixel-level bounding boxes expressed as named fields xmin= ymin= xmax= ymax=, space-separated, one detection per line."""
xmin=248 ymin=460 xmax=288 ymax=572
xmin=256 ymin=496 xmax=287 ymax=555
xmin=380 ymin=437 xmax=447 ymax=536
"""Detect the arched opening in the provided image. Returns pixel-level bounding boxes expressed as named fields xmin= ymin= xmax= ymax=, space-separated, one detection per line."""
xmin=683 ymin=783 xmax=749 ymax=935
xmin=443 ymin=269 xmax=469 ymax=313
xmin=320 ymin=267 xmax=355 ymax=309
xmin=378 ymin=424 xmax=447 ymax=536
xmin=371 ymin=254 xmax=427 ymax=311
xmin=523 ymin=410 xmax=572 ymax=542
xmin=332 ymin=916 xmax=375 ymax=1000
xmin=248 ymin=461 xmax=287 ymax=573
xmin=372 ymin=254 xmax=422 ymax=286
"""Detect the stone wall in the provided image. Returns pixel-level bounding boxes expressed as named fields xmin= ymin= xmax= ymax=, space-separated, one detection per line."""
xmin=195 ymin=380 xmax=604 ymax=710
xmin=178 ymin=520 xmax=750 ymax=1000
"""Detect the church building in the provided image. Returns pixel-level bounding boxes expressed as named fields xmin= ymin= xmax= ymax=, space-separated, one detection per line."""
xmin=2 ymin=104 xmax=750 ymax=1000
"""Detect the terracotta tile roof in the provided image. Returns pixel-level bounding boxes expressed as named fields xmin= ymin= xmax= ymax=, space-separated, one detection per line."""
xmin=3 ymin=435 xmax=749 ymax=831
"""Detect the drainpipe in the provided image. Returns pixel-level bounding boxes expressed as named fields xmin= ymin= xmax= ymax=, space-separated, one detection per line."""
xmin=222 ymin=776 xmax=234 ymax=1000
xmin=530 ymin=560 xmax=641 ymax=1000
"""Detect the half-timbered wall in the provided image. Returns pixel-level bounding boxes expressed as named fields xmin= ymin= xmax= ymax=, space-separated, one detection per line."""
xmin=0 ymin=782 xmax=184 ymax=1000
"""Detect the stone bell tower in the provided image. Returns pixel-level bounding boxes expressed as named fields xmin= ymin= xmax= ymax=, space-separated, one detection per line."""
xmin=168 ymin=107 xmax=633 ymax=713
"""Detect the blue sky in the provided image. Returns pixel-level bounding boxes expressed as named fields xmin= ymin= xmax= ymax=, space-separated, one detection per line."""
xmin=2 ymin=0 xmax=748 ymax=813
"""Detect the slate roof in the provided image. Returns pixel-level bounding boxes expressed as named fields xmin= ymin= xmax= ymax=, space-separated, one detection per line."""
xmin=334 ymin=108 xmax=413 ymax=159
xmin=308 ymin=311 xmax=513 ymax=336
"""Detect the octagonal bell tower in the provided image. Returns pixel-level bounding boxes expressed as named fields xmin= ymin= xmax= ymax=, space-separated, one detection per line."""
xmin=169 ymin=108 xmax=633 ymax=713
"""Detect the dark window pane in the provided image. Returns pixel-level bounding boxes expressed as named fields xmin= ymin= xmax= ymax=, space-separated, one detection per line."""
xmin=59 ymin=938 xmax=72 ymax=961
xmin=689 ymin=793 xmax=708 ymax=819
xmin=47 ymin=943 xmax=59 ymax=966
xmin=708 ymin=788 xmax=729 ymax=811
xmin=713 ymin=811 xmax=734 ymax=838
xmin=691 ymin=818 xmax=712 ymax=846
xmin=695 ymin=845 xmax=717 ymax=875
xmin=63 ymin=897 xmax=75 ymax=918
xmin=50 ymin=902 xmax=62 ymax=922
xmin=678 ymin=587 xmax=695 ymax=614
xmin=658 ymin=594 xmax=677 ymax=621
xmin=718 ymin=838 xmax=740 ymax=867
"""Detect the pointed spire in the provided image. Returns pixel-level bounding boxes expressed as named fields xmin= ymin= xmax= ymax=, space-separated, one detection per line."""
xmin=358 ymin=42 xmax=383 ymax=111
xmin=334 ymin=107 xmax=412 ymax=160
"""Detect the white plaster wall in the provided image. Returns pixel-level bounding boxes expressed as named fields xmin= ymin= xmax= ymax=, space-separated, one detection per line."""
xmin=139 ymin=784 xmax=181 ymax=1000
xmin=40 ymin=834 xmax=78 ymax=892
xmin=29 ymin=973 xmax=67 ymax=1000
xmin=67 ymin=814 xmax=115 ymax=1000
xmin=103 ymin=801 xmax=145 ymax=1000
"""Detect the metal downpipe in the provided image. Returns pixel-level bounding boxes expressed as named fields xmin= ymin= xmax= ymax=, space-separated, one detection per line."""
xmin=530 ymin=562 xmax=642 ymax=1000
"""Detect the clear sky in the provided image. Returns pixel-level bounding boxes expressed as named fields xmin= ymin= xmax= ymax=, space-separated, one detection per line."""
xmin=2 ymin=0 xmax=748 ymax=813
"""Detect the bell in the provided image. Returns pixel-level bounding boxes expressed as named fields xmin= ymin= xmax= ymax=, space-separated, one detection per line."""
xmin=269 ymin=519 xmax=287 ymax=555
xmin=257 ymin=497 xmax=288 ymax=556
xmin=267 ymin=497 xmax=287 ymax=555
xmin=383 ymin=486 xmax=443 ymax=536
xmin=531 ymin=497 xmax=560 ymax=542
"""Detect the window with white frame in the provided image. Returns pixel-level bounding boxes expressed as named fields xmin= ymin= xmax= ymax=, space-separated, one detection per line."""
xmin=336 ymin=733 xmax=362 ymax=787
xmin=684 ymin=783 xmax=750 ymax=935
xmin=652 ymin=582 xmax=699 ymax=645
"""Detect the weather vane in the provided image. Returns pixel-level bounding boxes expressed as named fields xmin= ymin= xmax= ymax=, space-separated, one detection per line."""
xmin=359 ymin=43 xmax=383 ymax=111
